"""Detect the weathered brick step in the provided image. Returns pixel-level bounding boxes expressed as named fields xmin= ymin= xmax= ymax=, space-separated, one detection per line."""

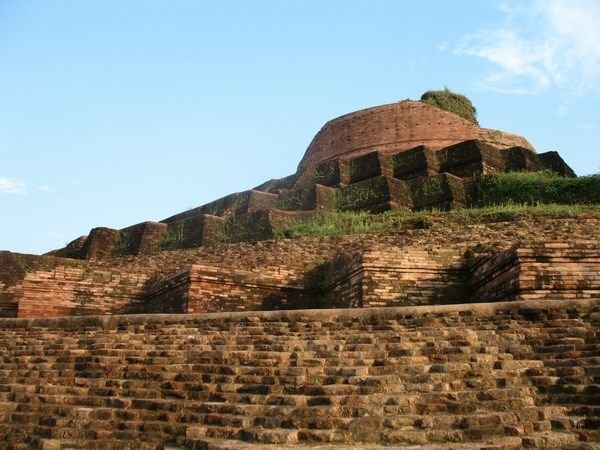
xmin=0 ymin=375 xmax=407 ymax=400
xmin=542 ymin=356 xmax=600 ymax=368
xmin=4 ymin=422 xmax=180 ymax=448
xmin=0 ymin=361 xmax=576 ymax=385
xmin=2 ymin=390 xmax=408 ymax=419
xmin=2 ymin=391 xmax=179 ymax=410
xmin=521 ymin=431 xmax=582 ymax=448
xmin=395 ymin=365 xmax=527 ymax=379
xmin=549 ymin=415 xmax=600 ymax=431
xmin=193 ymin=403 xmax=549 ymax=433
xmin=37 ymin=438 xmax=162 ymax=450
xmin=1 ymin=336 xmax=585 ymax=357
xmin=1 ymin=346 xmax=542 ymax=365
xmin=0 ymin=377 xmax=215 ymax=396
xmin=207 ymin=391 xmax=413 ymax=409
xmin=538 ymin=393 xmax=600 ymax=405
xmin=1 ymin=381 xmax=540 ymax=411
xmin=537 ymin=384 xmax=600 ymax=395
xmin=206 ymin=388 xmax=537 ymax=414
xmin=210 ymin=380 xmax=403 ymax=397
xmin=3 ymin=368 xmax=297 ymax=387
xmin=187 ymin=436 xmax=523 ymax=450
xmin=569 ymin=405 xmax=600 ymax=417
xmin=186 ymin=423 xmax=525 ymax=446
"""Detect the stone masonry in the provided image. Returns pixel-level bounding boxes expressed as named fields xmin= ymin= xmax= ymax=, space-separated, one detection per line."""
xmin=2 ymin=216 xmax=598 ymax=319
xmin=46 ymin=101 xmax=575 ymax=261
xmin=0 ymin=99 xmax=597 ymax=449
xmin=0 ymin=299 xmax=599 ymax=448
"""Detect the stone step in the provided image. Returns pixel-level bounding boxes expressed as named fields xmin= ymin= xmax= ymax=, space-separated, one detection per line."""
xmin=187 ymin=436 xmax=523 ymax=450
xmin=0 ymin=348 xmax=505 ymax=362
xmin=185 ymin=419 xmax=540 ymax=447
xmin=520 ymin=431 xmax=582 ymax=448
xmin=37 ymin=438 xmax=162 ymax=450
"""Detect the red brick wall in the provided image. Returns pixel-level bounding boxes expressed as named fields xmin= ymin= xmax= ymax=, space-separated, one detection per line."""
xmin=186 ymin=264 xmax=318 ymax=313
xmin=297 ymin=101 xmax=534 ymax=172
xmin=471 ymin=241 xmax=600 ymax=302
xmin=2 ymin=216 xmax=599 ymax=318
xmin=17 ymin=266 xmax=149 ymax=318
xmin=361 ymin=244 xmax=469 ymax=307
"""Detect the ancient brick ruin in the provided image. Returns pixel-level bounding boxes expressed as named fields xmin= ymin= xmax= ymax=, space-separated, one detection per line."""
xmin=0 ymin=99 xmax=598 ymax=449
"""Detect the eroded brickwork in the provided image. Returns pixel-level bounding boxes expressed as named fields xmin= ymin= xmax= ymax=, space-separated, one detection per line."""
xmin=471 ymin=241 xmax=600 ymax=302
xmin=297 ymin=101 xmax=534 ymax=172
xmin=44 ymin=101 xmax=575 ymax=260
xmin=0 ymin=299 xmax=598 ymax=448
xmin=3 ymin=216 xmax=598 ymax=318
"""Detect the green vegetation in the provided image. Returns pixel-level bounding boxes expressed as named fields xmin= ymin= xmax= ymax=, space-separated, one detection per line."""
xmin=413 ymin=176 xmax=444 ymax=203
xmin=220 ymin=216 xmax=239 ymax=243
xmin=313 ymin=160 xmax=339 ymax=184
xmin=347 ymin=159 xmax=360 ymax=179
xmin=275 ymin=211 xmax=387 ymax=239
xmin=231 ymin=194 xmax=250 ymax=215
xmin=420 ymin=88 xmax=478 ymax=124
xmin=392 ymin=150 xmax=421 ymax=174
xmin=275 ymin=189 xmax=314 ymax=211
xmin=274 ymin=203 xmax=600 ymax=240
xmin=160 ymin=223 xmax=184 ymax=250
xmin=15 ymin=254 xmax=80 ymax=273
xmin=111 ymin=231 xmax=131 ymax=257
xmin=274 ymin=170 xmax=600 ymax=240
xmin=473 ymin=170 xmax=600 ymax=206
xmin=334 ymin=185 xmax=379 ymax=211
xmin=220 ymin=212 xmax=272 ymax=243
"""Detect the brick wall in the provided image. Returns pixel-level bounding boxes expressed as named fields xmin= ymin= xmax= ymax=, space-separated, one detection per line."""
xmin=17 ymin=266 xmax=149 ymax=317
xmin=144 ymin=269 xmax=190 ymax=314
xmin=360 ymin=244 xmax=470 ymax=307
xmin=471 ymin=241 xmax=600 ymax=302
xmin=297 ymin=101 xmax=534 ymax=172
xmin=2 ymin=216 xmax=599 ymax=318
xmin=0 ymin=298 xmax=599 ymax=447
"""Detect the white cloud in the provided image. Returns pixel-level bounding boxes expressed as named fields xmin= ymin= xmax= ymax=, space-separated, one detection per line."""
xmin=0 ymin=177 xmax=27 ymax=194
xmin=0 ymin=177 xmax=56 ymax=195
xmin=455 ymin=0 xmax=600 ymax=97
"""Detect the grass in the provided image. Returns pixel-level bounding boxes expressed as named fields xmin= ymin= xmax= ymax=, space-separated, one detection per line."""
xmin=334 ymin=185 xmax=379 ymax=211
xmin=473 ymin=170 xmax=600 ymax=206
xmin=274 ymin=203 xmax=600 ymax=240
xmin=420 ymin=88 xmax=478 ymax=124
xmin=160 ymin=223 xmax=184 ymax=250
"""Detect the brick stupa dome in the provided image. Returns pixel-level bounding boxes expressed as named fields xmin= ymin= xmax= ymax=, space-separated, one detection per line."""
xmin=297 ymin=100 xmax=535 ymax=172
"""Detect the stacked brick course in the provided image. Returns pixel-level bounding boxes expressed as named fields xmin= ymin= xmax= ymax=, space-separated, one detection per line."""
xmin=0 ymin=299 xmax=598 ymax=448
xmin=44 ymin=101 xmax=576 ymax=259
xmin=296 ymin=101 xmax=534 ymax=172
xmin=2 ymin=217 xmax=598 ymax=319
xmin=0 ymin=98 xmax=596 ymax=449
xmin=471 ymin=241 xmax=600 ymax=302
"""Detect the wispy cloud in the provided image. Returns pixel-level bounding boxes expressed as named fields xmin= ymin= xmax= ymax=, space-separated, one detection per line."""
xmin=0 ymin=177 xmax=27 ymax=194
xmin=0 ymin=176 xmax=56 ymax=195
xmin=454 ymin=0 xmax=600 ymax=97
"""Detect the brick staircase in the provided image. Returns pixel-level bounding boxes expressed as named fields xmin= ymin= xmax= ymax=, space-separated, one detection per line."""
xmin=0 ymin=299 xmax=599 ymax=449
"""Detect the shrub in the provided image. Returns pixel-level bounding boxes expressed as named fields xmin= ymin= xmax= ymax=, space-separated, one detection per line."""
xmin=420 ymin=88 xmax=478 ymax=124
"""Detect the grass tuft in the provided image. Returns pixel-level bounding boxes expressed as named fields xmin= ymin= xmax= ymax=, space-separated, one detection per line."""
xmin=420 ymin=88 xmax=478 ymax=124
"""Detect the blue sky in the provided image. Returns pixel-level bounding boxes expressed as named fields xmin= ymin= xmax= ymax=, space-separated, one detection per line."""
xmin=1 ymin=0 xmax=599 ymax=254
